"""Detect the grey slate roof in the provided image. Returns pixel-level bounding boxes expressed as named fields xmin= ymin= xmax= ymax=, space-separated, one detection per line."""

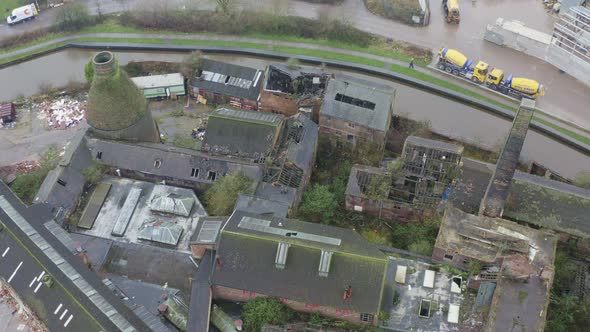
xmin=212 ymin=211 xmax=388 ymax=314
xmin=191 ymin=59 xmax=263 ymax=100
xmin=187 ymin=251 xmax=214 ymax=332
xmin=254 ymin=182 xmax=298 ymax=208
xmin=203 ymin=108 xmax=284 ymax=159
xmin=85 ymin=136 xmax=263 ymax=183
xmin=234 ymin=194 xmax=290 ymax=218
xmin=321 ymin=77 xmax=394 ymax=132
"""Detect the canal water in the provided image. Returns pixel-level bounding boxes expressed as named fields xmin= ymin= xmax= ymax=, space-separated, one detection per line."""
xmin=0 ymin=49 xmax=588 ymax=178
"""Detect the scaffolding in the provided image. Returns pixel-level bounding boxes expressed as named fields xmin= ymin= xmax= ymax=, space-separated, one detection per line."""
xmin=552 ymin=6 xmax=590 ymax=66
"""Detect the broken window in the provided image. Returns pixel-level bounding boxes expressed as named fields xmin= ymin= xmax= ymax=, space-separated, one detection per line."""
xmin=207 ymin=171 xmax=217 ymax=181
xmin=190 ymin=168 xmax=199 ymax=178
xmin=444 ymin=254 xmax=454 ymax=261
xmin=347 ymin=122 xmax=356 ymax=128
xmin=347 ymin=134 xmax=354 ymax=141
xmin=360 ymin=313 xmax=374 ymax=323
xmin=57 ymin=179 xmax=67 ymax=187
xmin=154 ymin=159 xmax=162 ymax=169
xmin=96 ymin=151 xmax=102 ymax=160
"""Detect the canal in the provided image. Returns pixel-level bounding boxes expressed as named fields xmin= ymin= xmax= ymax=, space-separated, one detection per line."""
xmin=0 ymin=49 xmax=588 ymax=178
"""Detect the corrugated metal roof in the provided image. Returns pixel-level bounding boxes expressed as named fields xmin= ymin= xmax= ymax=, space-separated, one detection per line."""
xmin=191 ymin=59 xmax=262 ymax=101
xmin=213 ymin=107 xmax=283 ymax=125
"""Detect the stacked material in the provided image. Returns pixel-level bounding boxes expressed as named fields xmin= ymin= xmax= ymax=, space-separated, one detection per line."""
xmin=36 ymin=96 xmax=86 ymax=130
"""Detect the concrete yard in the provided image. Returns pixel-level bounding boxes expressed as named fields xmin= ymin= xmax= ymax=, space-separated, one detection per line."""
xmin=78 ymin=176 xmax=207 ymax=253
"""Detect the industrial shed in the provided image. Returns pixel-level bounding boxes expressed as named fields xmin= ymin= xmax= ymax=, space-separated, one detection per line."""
xmin=131 ymin=73 xmax=186 ymax=99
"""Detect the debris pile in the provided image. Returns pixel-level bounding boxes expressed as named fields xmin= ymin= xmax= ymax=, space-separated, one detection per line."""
xmin=36 ymin=96 xmax=86 ymax=130
xmin=0 ymin=281 xmax=49 ymax=332
xmin=0 ymin=161 xmax=40 ymax=184
xmin=0 ymin=119 xmax=16 ymax=129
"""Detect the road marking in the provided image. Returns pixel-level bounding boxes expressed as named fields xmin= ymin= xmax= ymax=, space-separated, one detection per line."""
xmin=7 ymin=261 xmax=22 ymax=283
xmin=38 ymin=271 xmax=45 ymax=280
xmin=54 ymin=303 xmax=63 ymax=315
xmin=33 ymin=282 xmax=42 ymax=293
xmin=1 ymin=247 xmax=9 ymax=257
xmin=29 ymin=277 xmax=37 ymax=288
xmin=59 ymin=309 xmax=68 ymax=320
xmin=64 ymin=314 xmax=73 ymax=327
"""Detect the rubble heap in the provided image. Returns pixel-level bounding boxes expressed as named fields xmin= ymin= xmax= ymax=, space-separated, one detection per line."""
xmin=36 ymin=96 xmax=86 ymax=130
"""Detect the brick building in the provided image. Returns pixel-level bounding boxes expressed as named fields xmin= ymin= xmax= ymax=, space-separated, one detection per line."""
xmin=260 ymin=64 xmax=331 ymax=117
xmin=319 ymin=77 xmax=395 ymax=148
xmin=345 ymin=136 xmax=463 ymax=222
xmin=191 ymin=59 xmax=263 ymax=110
xmin=211 ymin=210 xmax=389 ymax=326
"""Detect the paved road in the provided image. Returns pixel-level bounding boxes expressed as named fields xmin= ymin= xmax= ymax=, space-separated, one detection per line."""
xmin=1 ymin=0 xmax=589 ymax=128
xmin=0 ymin=229 xmax=96 ymax=332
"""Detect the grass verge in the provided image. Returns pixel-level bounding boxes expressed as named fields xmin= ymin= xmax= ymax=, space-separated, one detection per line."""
xmin=0 ymin=42 xmax=68 ymax=65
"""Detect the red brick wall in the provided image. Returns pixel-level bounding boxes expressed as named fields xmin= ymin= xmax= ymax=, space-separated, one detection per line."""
xmin=318 ymin=114 xmax=386 ymax=148
xmin=345 ymin=194 xmax=415 ymax=222
xmin=260 ymin=91 xmax=299 ymax=116
xmin=212 ymin=285 xmax=376 ymax=326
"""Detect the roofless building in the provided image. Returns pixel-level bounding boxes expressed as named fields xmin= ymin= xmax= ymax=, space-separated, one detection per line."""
xmin=87 ymin=51 xmax=160 ymax=143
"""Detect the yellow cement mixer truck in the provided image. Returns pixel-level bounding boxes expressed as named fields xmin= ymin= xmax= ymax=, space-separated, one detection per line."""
xmin=443 ymin=0 xmax=460 ymax=23
xmin=437 ymin=47 xmax=545 ymax=100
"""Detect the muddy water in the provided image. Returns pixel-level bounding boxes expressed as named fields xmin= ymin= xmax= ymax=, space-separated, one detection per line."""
xmin=0 ymin=49 xmax=588 ymax=178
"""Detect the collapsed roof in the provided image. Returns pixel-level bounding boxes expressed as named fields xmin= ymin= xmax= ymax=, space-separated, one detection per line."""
xmin=192 ymin=59 xmax=263 ymax=101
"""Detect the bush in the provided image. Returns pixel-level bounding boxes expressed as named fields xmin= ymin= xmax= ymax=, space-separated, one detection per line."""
xmin=298 ymin=184 xmax=338 ymax=223
xmin=10 ymin=147 xmax=60 ymax=204
xmin=82 ymin=163 xmax=107 ymax=185
xmin=242 ymin=298 xmax=293 ymax=332
xmin=361 ymin=229 xmax=391 ymax=246
xmin=408 ymin=239 xmax=433 ymax=256
xmin=204 ymin=172 xmax=256 ymax=215
xmin=390 ymin=217 xmax=441 ymax=251
xmin=574 ymin=171 xmax=590 ymax=189
xmin=84 ymin=59 xmax=94 ymax=84
xmin=179 ymin=51 xmax=203 ymax=81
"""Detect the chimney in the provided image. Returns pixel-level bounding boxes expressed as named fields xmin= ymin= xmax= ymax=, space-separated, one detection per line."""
xmin=93 ymin=51 xmax=116 ymax=76
xmin=480 ymin=99 xmax=536 ymax=218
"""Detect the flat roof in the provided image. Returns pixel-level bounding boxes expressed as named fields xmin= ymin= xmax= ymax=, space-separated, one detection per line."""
xmin=131 ymin=73 xmax=184 ymax=89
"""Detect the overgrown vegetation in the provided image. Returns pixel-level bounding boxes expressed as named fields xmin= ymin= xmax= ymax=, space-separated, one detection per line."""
xmin=242 ymin=297 xmax=294 ymax=332
xmin=204 ymin=172 xmax=256 ymax=215
xmin=298 ymin=184 xmax=338 ymax=224
xmin=179 ymin=51 xmax=202 ymax=82
xmin=546 ymin=243 xmax=590 ymax=331
xmin=573 ymin=170 xmax=590 ymax=189
xmin=82 ymin=163 xmax=107 ymax=185
xmin=10 ymin=147 xmax=60 ymax=204
xmin=119 ymin=8 xmax=371 ymax=47
xmin=55 ymin=2 xmax=93 ymax=31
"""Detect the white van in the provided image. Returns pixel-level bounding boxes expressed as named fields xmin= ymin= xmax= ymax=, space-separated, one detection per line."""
xmin=6 ymin=4 xmax=38 ymax=25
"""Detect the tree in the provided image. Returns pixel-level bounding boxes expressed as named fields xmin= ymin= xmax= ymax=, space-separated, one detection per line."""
xmin=55 ymin=3 xmax=91 ymax=31
xmin=408 ymin=239 xmax=433 ymax=256
xmin=468 ymin=260 xmax=482 ymax=276
xmin=242 ymin=298 xmax=293 ymax=332
xmin=179 ymin=51 xmax=203 ymax=83
xmin=298 ymin=184 xmax=338 ymax=223
xmin=204 ymin=172 xmax=255 ymax=215
xmin=215 ymin=0 xmax=234 ymax=15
